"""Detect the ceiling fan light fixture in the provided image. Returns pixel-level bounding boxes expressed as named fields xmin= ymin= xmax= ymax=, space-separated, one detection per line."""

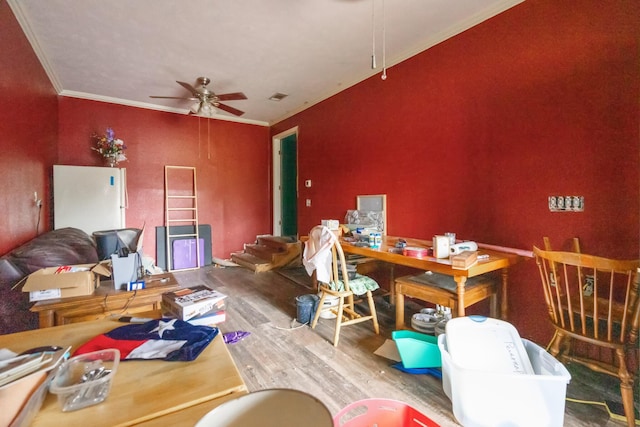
xmin=200 ymin=102 xmax=215 ymax=116
xmin=190 ymin=102 xmax=201 ymax=114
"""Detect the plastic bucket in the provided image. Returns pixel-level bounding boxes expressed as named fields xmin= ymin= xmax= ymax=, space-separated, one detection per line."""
xmin=296 ymin=294 xmax=319 ymax=324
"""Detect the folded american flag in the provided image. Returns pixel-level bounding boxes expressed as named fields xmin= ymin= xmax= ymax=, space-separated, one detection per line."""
xmin=74 ymin=319 xmax=218 ymax=361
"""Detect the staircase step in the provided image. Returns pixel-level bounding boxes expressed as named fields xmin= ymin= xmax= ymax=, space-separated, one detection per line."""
xmin=230 ymin=252 xmax=273 ymax=273
xmin=245 ymin=244 xmax=282 ymax=262
xmin=231 ymin=236 xmax=303 ymax=273
xmin=257 ymin=235 xmax=299 ymax=251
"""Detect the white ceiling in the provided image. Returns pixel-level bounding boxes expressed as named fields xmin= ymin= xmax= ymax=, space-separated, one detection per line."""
xmin=8 ymin=0 xmax=523 ymax=126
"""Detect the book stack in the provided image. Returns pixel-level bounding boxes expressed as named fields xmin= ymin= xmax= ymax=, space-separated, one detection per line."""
xmin=161 ymin=285 xmax=227 ymax=326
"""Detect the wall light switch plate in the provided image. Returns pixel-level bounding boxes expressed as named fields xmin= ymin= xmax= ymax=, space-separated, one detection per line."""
xmin=305 ymin=180 xmax=312 ymax=188
xmin=549 ymin=195 xmax=584 ymax=212
xmin=306 ymin=199 xmax=311 ymax=207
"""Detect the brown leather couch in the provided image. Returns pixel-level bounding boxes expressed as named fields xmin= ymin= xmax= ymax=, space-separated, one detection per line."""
xmin=0 ymin=228 xmax=98 ymax=334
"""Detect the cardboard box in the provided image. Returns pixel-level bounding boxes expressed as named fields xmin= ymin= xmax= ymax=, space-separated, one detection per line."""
xmin=22 ymin=263 xmax=111 ymax=302
xmin=161 ymin=285 xmax=227 ymax=321
xmin=451 ymin=251 xmax=478 ymax=270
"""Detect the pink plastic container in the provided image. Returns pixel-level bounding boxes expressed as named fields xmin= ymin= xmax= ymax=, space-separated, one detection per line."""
xmin=333 ymin=398 xmax=440 ymax=427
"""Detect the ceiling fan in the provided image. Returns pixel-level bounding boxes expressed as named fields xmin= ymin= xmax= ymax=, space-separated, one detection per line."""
xmin=150 ymin=77 xmax=247 ymax=117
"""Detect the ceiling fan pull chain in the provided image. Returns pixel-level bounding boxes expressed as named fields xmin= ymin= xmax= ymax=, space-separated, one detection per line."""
xmin=207 ymin=116 xmax=211 ymax=160
xmin=381 ymin=0 xmax=387 ymax=80
xmin=371 ymin=0 xmax=376 ymax=69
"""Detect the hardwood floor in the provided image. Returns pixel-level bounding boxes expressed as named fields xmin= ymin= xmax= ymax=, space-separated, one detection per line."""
xmin=173 ymin=265 xmax=636 ymax=427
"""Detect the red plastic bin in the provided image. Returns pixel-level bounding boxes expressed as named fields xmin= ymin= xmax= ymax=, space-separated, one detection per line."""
xmin=333 ymin=398 xmax=440 ymax=427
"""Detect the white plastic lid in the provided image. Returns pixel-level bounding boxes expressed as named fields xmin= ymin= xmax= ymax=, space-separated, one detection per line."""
xmin=445 ymin=316 xmax=534 ymax=375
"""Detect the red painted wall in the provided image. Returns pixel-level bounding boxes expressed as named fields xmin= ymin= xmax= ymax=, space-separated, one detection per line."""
xmin=272 ymin=0 xmax=640 ymax=343
xmin=57 ymin=98 xmax=271 ymax=261
xmin=0 ymin=2 xmax=58 ymax=254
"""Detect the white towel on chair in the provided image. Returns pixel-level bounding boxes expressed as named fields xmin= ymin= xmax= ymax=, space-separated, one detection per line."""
xmin=303 ymin=226 xmax=337 ymax=283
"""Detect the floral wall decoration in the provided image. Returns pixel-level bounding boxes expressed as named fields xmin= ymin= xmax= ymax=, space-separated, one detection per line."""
xmin=91 ymin=127 xmax=127 ymax=167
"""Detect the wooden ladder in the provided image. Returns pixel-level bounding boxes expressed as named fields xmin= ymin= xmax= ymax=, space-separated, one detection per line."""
xmin=164 ymin=166 xmax=201 ymax=272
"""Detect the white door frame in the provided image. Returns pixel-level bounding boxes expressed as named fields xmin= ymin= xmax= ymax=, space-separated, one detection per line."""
xmin=272 ymin=127 xmax=299 ymax=236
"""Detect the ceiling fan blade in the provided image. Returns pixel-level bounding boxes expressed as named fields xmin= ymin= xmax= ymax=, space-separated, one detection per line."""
xmin=215 ymin=103 xmax=245 ymax=116
xmin=149 ymin=96 xmax=198 ymax=100
xmin=215 ymin=92 xmax=247 ymax=101
xmin=176 ymin=80 xmax=199 ymax=95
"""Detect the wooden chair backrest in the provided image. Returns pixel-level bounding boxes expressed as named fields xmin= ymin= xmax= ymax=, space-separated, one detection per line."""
xmin=533 ymin=246 xmax=640 ymax=346
xmin=329 ymin=235 xmax=352 ymax=293
xmin=308 ymin=225 xmax=352 ymax=293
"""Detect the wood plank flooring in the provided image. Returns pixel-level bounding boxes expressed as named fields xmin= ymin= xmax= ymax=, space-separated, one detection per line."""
xmin=173 ymin=265 xmax=636 ymax=427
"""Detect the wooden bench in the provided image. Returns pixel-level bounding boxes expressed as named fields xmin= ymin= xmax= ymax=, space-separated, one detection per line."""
xmin=395 ymin=272 xmax=498 ymax=328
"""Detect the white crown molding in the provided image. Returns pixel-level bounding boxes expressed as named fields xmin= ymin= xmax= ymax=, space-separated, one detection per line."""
xmin=58 ymin=90 xmax=269 ymax=127
xmin=60 ymin=90 xmax=269 ymax=126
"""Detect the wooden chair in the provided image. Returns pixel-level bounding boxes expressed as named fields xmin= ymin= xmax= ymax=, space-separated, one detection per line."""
xmin=308 ymin=226 xmax=380 ymax=346
xmin=533 ymin=246 xmax=639 ymax=427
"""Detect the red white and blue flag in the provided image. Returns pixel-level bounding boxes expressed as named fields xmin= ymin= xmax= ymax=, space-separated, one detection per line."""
xmin=74 ymin=319 xmax=218 ymax=361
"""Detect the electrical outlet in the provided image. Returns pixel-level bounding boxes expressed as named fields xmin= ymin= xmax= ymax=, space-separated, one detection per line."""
xmin=306 ymin=199 xmax=311 ymax=207
xmin=548 ymin=195 xmax=584 ymax=212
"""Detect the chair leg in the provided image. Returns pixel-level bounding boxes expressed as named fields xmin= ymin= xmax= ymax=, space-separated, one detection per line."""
xmin=366 ymin=291 xmax=380 ymax=335
xmin=620 ymin=382 xmax=636 ymax=427
xmin=333 ymin=296 xmax=346 ymax=347
xmin=311 ymin=292 xmax=326 ymax=329
xmin=547 ymin=330 xmax=567 ymax=358
xmin=615 ymin=348 xmax=636 ymax=427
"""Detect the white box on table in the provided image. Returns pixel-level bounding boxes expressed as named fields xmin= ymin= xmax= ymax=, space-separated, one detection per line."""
xmin=321 ymin=219 xmax=340 ymax=230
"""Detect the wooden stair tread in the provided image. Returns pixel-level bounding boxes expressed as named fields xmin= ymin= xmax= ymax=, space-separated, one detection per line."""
xmin=230 ymin=252 xmax=273 ymax=273
xmin=231 ymin=236 xmax=302 ymax=273
xmin=245 ymin=244 xmax=283 ymax=262
xmin=257 ymin=235 xmax=299 ymax=250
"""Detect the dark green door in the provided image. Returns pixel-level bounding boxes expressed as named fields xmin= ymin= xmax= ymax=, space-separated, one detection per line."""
xmin=280 ymin=134 xmax=297 ymax=237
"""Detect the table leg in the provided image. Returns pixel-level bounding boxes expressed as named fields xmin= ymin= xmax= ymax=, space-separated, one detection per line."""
xmin=38 ymin=310 xmax=54 ymax=328
xmin=388 ymin=264 xmax=395 ymax=305
xmin=395 ymin=288 xmax=405 ymax=329
xmin=454 ymin=276 xmax=467 ymax=317
xmin=501 ymin=268 xmax=509 ymax=320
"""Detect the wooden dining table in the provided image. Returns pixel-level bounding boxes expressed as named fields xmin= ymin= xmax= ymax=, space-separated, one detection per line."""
xmin=1 ymin=316 xmax=248 ymax=426
xmin=339 ymin=235 xmax=522 ymax=319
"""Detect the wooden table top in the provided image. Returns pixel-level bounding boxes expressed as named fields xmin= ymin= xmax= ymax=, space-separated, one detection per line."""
xmin=340 ymin=235 xmax=519 ymax=277
xmin=30 ymin=273 xmax=180 ymax=314
xmin=1 ymin=317 xmax=247 ymax=427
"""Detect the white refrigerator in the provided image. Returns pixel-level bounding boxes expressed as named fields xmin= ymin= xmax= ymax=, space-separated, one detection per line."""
xmin=53 ymin=165 xmax=126 ymax=236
